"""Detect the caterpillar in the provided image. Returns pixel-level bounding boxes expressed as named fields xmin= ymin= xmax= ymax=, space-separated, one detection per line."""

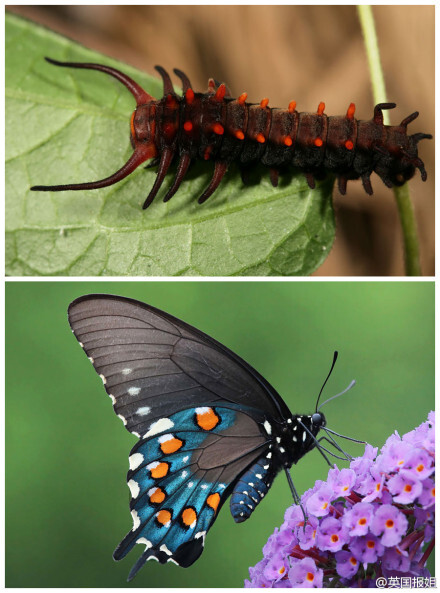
xmin=31 ymin=58 xmax=432 ymax=209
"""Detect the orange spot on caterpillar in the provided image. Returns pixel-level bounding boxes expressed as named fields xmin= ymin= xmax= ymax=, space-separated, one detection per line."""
xmin=314 ymin=138 xmax=323 ymax=147
xmin=156 ymin=509 xmax=172 ymax=526
xmin=260 ymin=98 xmax=269 ymax=109
xmin=130 ymin=111 xmax=136 ymax=139
xmin=150 ymin=462 xmax=169 ymax=479
xmin=204 ymin=147 xmax=212 ymax=160
xmin=212 ymin=123 xmax=224 ymax=135
xmin=238 ymin=93 xmax=248 ymax=105
xmin=346 ymin=103 xmax=356 ymax=119
xmin=317 ymin=102 xmax=325 ymax=115
xmin=345 ymin=140 xmax=354 ymax=150
xmin=288 ymin=101 xmax=297 ymax=113
xmin=166 ymin=94 xmax=176 ymax=106
xmin=149 ymin=487 xmax=166 ymax=504
xmin=159 ymin=436 xmax=183 ymax=455
xmin=196 ymin=408 xmax=220 ymax=431
xmin=185 ymin=88 xmax=195 ymax=104
xmin=284 ymin=136 xmax=293 ymax=147
xmin=207 ymin=493 xmax=220 ymax=512
xmin=183 ymin=121 xmax=193 ymax=132
xmin=235 ymin=130 xmax=245 ymax=140
xmin=256 ymin=133 xmax=266 ymax=144
xmin=214 ymin=84 xmax=226 ymax=101
xmin=181 ymin=507 xmax=197 ymax=527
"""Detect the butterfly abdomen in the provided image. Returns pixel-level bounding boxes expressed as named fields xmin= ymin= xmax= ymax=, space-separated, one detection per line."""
xmin=30 ymin=59 xmax=431 ymax=207
xmin=230 ymin=455 xmax=278 ymax=523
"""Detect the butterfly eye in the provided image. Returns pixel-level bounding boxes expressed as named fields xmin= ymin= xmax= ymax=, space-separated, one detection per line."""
xmin=312 ymin=413 xmax=323 ymax=425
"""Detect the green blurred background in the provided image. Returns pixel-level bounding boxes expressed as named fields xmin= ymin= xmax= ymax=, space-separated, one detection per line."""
xmin=6 ymin=281 xmax=434 ymax=586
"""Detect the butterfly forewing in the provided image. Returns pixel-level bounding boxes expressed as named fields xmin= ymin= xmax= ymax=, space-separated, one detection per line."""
xmin=68 ymin=295 xmax=290 ymax=438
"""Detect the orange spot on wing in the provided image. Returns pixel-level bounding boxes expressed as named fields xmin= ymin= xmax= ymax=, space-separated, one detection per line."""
xmin=207 ymin=493 xmax=220 ymax=512
xmin=235 ymin=130 xmax=245 ymax=140
xmin=314 ymin=138 xmax=323 ymax=147
xmin=284 ymin=136 xmax=293 ymax=147
xmin=160 ymin=437 xmax=183 ymax=455
xmin=149 ymin=487 xmax=166 ymax=504
xmin=238 ymin=93 xmax=248 ymax=105
xmin=345 ymin=140 xmax=354 ymax=150
xmin=150 ymin=462 xmax=169 ymax=479
xmin=346 ymin=103 xmax=356 ymax=119
xmin=288 ymin=101 xmax=297 ymax=113
xmin=260 ymin=98 xmax=269 ymax=109
xmin=256 ymin=133 xmax=266 ymax=144
xmin=317 ymin=102 xmax=325 ymax=115
xmin=212 ymin=123 xmax=224 ymax=135
xmin=156 ymin=509 xmax=172 ymax=526
xmin=183 ymin=121 xmax=193 ymax=132
xmin=181 ymin=507 xmax=197 ymax=526
xmin=185 ymin=88 xmax=195 ymax=104
xmin=196 ymin=408 xmax=220 ymax=431
xmin=214 ymin=84 xmax=226 ymax=101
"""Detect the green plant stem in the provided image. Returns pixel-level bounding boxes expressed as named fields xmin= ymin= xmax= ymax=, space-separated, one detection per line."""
xmin=357 ymin=5 xmax=421 ymax=275
xmin=393 ymin=185 xmax=422 ymax=275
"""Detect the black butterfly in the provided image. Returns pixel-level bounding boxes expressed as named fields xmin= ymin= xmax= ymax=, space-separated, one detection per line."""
xmin=68 ymin=294 xmax=359 ymax=580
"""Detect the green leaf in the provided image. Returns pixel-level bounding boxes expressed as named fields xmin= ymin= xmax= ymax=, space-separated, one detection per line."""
xmin=6 ymin=13 xmax=335 ymax=276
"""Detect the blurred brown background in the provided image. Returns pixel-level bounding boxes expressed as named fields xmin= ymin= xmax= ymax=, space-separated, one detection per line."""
xmin=7 ymin=5 xmax=434 ymax=276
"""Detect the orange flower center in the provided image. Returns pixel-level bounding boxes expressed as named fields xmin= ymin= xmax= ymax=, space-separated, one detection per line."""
xmin=386 ymin=519 xmax=394 ymax=528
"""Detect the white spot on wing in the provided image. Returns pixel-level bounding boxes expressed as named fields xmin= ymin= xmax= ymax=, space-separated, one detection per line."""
xmin=160 ymin=544 xmax=173 ymax=556
xmin=263 ymin=421 xmax=272 ymax=434
xmin=99 ymin=374 xmax=107 ymax=385
xmin=78 ymin=342 xmax=84 ymax=348
xmin=256 ymin=474 xmax=262 ymax=479
xmin=118 ymin=414 xmax=127 ymax=425
xmin=188 ymin=482 xmax=194 ymax=488
xmin=122 ymin=368 xmax=132 ymax=375
xmin=195 ymin=407 xmax=211 ymax=414
xmin=182 ymin=455 xmax=189 ymax=463
xmin=148 ymin=556 xmax=159 ymax=562
xmin=88 ymin=356 xmax=94 ymax=363
xmin=128 ymin=479 xmax=140 ymax=498
xmin=144 ymin=418 xmax=174 ymax=438
xmin=129 ymin=453 xmax=144 ymax=470
xmin=302 ymin=432 xmax=307 ymax=442
xmin=168 ymin=558 xmax=179 ymax=565
xmin=128 ymin=386 xmax=141 ymax=396
xmin=158 ymin=433 xmax=175 ymax=443
xmin=132 ymin=431 xmax=140 ymax=438
xmin=292 ymin=436 xmax=297 ymax=442
xmin=137 ymin=406 xmax=151 ymax=416
xmin=181 ymin=471 xmax=188 ymax=479
xmin=109 ymin=394 xmax=116 ymax=405
xmin=131 ymin=509 xmax=140 ymax=530
xmin=136 ymin=537 xmax=152 ymax=549
xmin=201 ymin=484 xmax=208 ymax=490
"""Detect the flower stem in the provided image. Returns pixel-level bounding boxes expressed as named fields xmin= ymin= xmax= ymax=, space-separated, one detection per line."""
xmin=357 ymin=5 xmax=421 ymax=275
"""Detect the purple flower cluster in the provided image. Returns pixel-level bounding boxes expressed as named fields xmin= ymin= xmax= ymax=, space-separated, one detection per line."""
xmin=245 ymin=412 xmax=435 ymax=588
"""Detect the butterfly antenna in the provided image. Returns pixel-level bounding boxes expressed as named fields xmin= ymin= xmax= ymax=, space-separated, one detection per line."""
xmin=318 ymin=379 xmax=356 ymax=411
xmin=315 ymin=351 xmax=338 ymax=412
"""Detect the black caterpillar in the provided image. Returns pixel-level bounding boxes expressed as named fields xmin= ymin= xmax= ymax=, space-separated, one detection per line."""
xmin=31 ymin=58 xmax=432 ymax=209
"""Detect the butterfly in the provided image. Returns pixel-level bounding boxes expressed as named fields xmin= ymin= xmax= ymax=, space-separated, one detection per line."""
xmin=68 ymin=294 xmax=360 ymax=580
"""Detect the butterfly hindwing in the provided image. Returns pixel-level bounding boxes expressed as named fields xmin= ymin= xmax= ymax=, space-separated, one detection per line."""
xmin=112 ymin=406 xmax=269 ymax=576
